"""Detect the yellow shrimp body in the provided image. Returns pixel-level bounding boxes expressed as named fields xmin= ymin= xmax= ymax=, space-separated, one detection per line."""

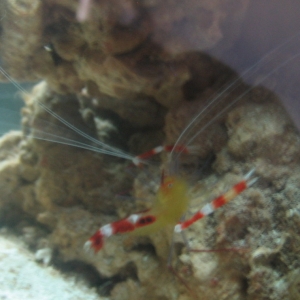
xmin=130 ymin=176 xmax=189 ymax=236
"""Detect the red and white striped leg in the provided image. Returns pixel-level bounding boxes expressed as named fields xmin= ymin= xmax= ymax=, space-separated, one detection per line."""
xmin=174 ymin=169 xmax=257 ymax=233
xmin=131 ymin=145 xmax=190 ymax=167
xmin=84 ymin=213 xmax=157 ymax=253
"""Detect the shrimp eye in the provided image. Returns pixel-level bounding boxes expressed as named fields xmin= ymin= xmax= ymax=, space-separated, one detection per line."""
xmin=167 ymin=182 xmax=174 ymax=188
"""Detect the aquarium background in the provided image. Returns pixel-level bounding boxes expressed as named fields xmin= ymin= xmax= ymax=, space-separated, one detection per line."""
xmin=0 ymin=83 xmax=25 ymax=134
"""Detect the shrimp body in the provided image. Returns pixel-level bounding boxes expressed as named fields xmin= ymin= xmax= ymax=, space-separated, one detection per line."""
xmin=133 ymin=176 xmax=190 ymax=235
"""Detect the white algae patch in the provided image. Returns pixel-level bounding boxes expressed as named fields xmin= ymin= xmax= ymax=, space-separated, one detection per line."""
xmin=0 ymin=235 xmax=105 ymax=300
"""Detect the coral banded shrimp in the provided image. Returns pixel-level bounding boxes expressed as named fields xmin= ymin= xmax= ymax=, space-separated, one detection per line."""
xmin=84 ymin=156 xmax=256 ymax=253
xmin=1 ymin=33 xmax=300 ymax=299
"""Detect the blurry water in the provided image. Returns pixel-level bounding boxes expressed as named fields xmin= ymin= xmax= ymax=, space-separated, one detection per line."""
xmin=0 ymin=83 xmax=32 ymax=135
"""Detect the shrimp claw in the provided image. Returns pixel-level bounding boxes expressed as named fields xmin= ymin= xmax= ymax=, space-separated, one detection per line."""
xmin=174 ymin=169 xmax=257 ymax=233
xmin=84 ymin=213 xmax=157 ymax=253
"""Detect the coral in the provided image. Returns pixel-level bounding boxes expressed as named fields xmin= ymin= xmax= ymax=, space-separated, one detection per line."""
xmin=0 ymin=1 xmax=300 ymax=300
xmin=0 ymin=0 xmax=250 ymax=122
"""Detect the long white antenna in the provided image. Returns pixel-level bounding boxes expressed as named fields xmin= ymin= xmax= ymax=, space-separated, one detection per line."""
xmin=0 ymin=65 xmax=135 ymax=161
xmin=170 ymin=32 xmax=300 ymax=162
